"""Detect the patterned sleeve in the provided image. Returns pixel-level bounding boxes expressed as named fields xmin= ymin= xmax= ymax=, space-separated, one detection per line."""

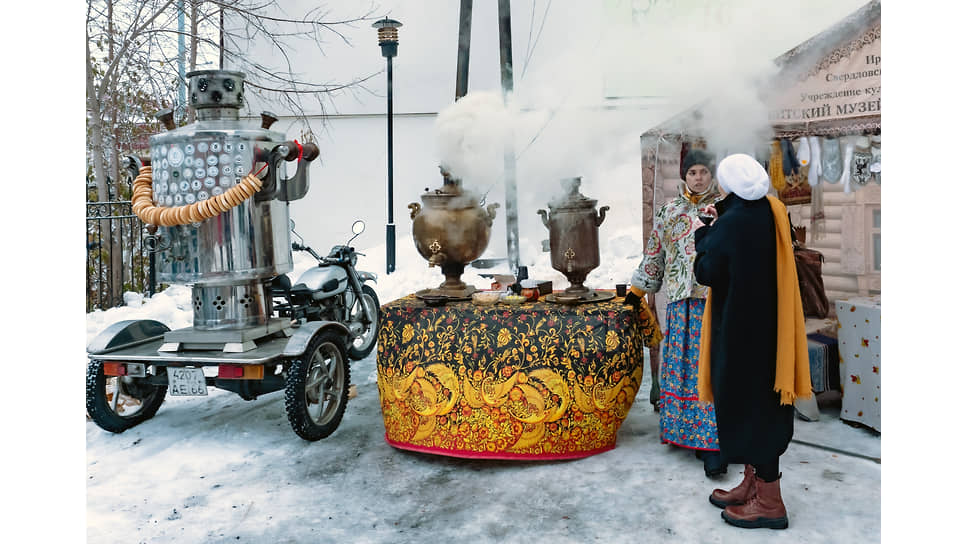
xmin=631 ymin=213 xmax=665 ymax=294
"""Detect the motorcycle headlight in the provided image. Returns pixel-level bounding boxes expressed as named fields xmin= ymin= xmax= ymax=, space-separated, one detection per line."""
xmin=350 ymin=253 xmax=357 ymax=267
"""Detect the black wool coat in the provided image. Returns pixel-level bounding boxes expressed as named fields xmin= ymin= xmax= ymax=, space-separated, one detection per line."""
xmin=693 ymin=193 xmax=794 ymax=466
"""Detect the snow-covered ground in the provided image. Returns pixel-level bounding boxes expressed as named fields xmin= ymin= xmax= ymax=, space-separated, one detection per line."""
xmin=82 ymin=197 xmax=883 ymax=543
xmin=86 ymin=365 xmax=881 ymax=544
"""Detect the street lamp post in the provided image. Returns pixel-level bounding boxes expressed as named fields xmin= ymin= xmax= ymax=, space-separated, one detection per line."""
xmin=373 ymin=17 xmax=403 ymax=275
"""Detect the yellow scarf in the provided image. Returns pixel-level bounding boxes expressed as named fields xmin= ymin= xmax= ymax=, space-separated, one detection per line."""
xmin=683 ymin=186 xmax=703 ymax=205
xmin=697 ymin=196 xmax=813 ymax=405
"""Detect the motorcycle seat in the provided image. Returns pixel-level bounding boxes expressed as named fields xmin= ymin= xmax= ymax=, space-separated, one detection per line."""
xmin=269 ymin=275 xmax=312 ymax=297
xmin=290 ymin=283 xmax=312 ymax=295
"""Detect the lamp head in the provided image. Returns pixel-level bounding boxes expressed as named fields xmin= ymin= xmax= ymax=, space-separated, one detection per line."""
xmin=372 ymin=17 xmax=402 ymax=58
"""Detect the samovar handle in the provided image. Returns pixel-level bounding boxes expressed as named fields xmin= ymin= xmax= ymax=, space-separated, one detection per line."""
xmin=408 ymin=202 xmax=421 ymax=220
xmin=537 ymin=209 xmax=549 ymax=228
xmin=485 ymin=203 xmax=500 ymax=226
xmin=596 ymin=205 xmax=610 ymax=227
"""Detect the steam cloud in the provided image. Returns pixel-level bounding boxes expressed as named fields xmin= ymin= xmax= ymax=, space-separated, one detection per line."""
xmin=429 ymin=0 xmax=865 ymax=264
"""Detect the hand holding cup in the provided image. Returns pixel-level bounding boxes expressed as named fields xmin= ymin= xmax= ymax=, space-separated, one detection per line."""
xmin=698 ymin=205 xmax=718 ymax=226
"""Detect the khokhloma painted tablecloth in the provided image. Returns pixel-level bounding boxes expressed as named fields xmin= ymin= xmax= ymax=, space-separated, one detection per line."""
xmin=376 ymin=293 xmax=653 ymax=460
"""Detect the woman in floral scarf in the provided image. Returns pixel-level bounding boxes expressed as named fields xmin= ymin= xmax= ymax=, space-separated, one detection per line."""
xmin=625 ymin=148 xmax=727 ymax=477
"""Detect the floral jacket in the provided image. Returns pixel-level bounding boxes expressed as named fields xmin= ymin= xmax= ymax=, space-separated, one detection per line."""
xmin=631 ymin=192 xmax=718 ymax=303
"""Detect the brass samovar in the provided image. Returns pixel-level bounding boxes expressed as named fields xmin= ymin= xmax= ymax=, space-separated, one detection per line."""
xmin=538 ymin=177 xmax=613 ymax=304
xmin=408 ymin=168 xmax=499 ymax=300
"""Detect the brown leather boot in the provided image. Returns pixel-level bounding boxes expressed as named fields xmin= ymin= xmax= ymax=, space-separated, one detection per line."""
xmin=709 ymin=464 xmax=755 ymax=508
xmin=721 ymin=474 xmax=789 ymax=529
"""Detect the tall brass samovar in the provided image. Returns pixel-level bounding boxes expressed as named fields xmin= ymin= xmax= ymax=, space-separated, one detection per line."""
xmin=538 ymin=177 xmax=613 ymax=304
xmin=408 ymin=168 xmax=499 ymax=300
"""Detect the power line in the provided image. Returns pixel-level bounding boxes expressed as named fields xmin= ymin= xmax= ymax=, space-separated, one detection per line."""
xmin=520 ymin=0 xmax=551 ymax=79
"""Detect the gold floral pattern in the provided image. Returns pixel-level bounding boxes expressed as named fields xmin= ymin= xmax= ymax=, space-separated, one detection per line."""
xmin=376 ymin=294 xmax=647 ymax=459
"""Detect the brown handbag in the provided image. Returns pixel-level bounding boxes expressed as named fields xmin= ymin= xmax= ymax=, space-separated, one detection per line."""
xmin=793 ymin=246 xmax=829 ymax=318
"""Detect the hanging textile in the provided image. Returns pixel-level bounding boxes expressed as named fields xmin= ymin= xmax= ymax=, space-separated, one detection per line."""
xmin=810 ymin=172 xmax=825 ymax=242
xmin=850 ymin=135 xmax=873 ymax=189
xmin=776 ymin=139 xmax=810 ymax=205
xmin=840 ymin=135 xmax=857 ymax=193
xmin=870 ymin=133 xmax=881 ymax=185
xmin=796 ymin=137 xmax=811 ymax=169
xmin=821 ymin=136 xmax=843 ymax=183
xmin=769 ymin=140 xmax=786 ymax=191
xmin=781 ymin=138 xmax=800 ymax=176
xmin=806 ymin=136 xmax=822 ymax=187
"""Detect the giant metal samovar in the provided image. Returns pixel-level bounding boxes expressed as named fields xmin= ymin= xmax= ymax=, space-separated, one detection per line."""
xmin=538 ymin=177 xmax=614 ymax=304
xmin=144 ymin=69 xmax=318 ymax=348
xmin=86 ymin=69 xmax=357 ymax=442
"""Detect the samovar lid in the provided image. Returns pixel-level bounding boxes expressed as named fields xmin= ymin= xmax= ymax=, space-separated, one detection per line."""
xmin=421 ymin=168 xmax=481 ymax=208
xmin=549 ymin=176 xmax=597 ymax=210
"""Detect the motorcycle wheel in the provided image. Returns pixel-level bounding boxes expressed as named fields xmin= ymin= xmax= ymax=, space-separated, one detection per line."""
xmin=86 ymin=360 xmax=167 ymax=433
xmin=284 ymin=330 xmax=350 ymax=441
xmin=347 ymin=284 xmax=380 ymax=360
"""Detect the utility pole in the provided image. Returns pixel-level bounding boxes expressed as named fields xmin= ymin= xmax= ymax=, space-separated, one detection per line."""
xmin=497 ymin=0 xmax=520 ymax=274
xmin=456 ymin=0 xmax=473 ymax=100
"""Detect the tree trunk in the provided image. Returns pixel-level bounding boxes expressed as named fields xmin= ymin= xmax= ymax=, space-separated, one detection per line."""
xmin=87 ymin=38 xmax=110 ymax=205
xmin=88 ymin=6 xmax=123 ymax=307
xmin=107 ymin=2 xmax=124 ymax=306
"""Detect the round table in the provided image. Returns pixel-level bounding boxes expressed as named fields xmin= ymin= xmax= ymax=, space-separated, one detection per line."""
xmin=375 ymin=291 xmax=649 ymax=460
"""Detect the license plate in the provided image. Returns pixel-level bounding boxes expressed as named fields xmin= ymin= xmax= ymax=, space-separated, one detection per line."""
xmin=168 ymin=367 xmax=208 ymax=396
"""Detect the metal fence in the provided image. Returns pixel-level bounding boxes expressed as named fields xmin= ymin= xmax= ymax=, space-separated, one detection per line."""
xmin=86 ymin=201 xmax=155 ymax=312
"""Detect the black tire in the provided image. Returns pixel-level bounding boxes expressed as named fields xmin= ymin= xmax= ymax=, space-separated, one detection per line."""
xmin=285 ymin=330 xmax=350 ymax=441
xmin=347 ymin=284 xmax=380 ymax=360
xmin=86 ymin=360 xmax=167 ymax=433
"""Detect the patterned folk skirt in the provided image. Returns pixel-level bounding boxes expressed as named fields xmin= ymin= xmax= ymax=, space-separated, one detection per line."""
xmin=659 ymin=297 xmax=721 ymax=451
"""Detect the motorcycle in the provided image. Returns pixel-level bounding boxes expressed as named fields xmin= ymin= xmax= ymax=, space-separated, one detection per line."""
xmin=271 ymin=220 xmax=380 ymax=361
xmin=86 ymin=220 xmax=380 ymax=442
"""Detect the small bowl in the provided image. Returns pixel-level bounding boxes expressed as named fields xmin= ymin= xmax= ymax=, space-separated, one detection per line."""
xmin=472 ymin=291 xmax=501 ymax=306
xmin=502 ymin=294 xmax=527 ymax=305
xmin=422 ymin=295 xmax=449 ymax=307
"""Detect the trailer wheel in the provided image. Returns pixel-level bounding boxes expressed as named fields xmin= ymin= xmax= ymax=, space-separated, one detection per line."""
xmin=86 ymin=360 xmax=167 ymax=433
xmin=285 ymin=330 xmax=350 ymax=441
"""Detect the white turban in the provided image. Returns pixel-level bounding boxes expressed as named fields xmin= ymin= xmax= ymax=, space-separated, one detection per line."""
xmin=716 ymin=153 xmax=770 ymax=201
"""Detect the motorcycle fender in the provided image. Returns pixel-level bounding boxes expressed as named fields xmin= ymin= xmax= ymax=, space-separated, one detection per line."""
xmin=357 ymin=270 xmax=377 ymax=284
xmin=87 ymin=319 xmax=170 ymax=355
xmin=296 ymin=265 xmax=348 ymax=294
xmin=282 ymin=320 xmax=350 ymax=358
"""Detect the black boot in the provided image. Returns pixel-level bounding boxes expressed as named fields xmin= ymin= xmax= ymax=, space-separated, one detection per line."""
xmin=698 ymin=450 xmax=727 ymax=478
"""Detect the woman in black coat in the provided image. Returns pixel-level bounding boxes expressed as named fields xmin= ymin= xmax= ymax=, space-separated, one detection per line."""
xmin=692 ymin=153 xmax=809 ymax=530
